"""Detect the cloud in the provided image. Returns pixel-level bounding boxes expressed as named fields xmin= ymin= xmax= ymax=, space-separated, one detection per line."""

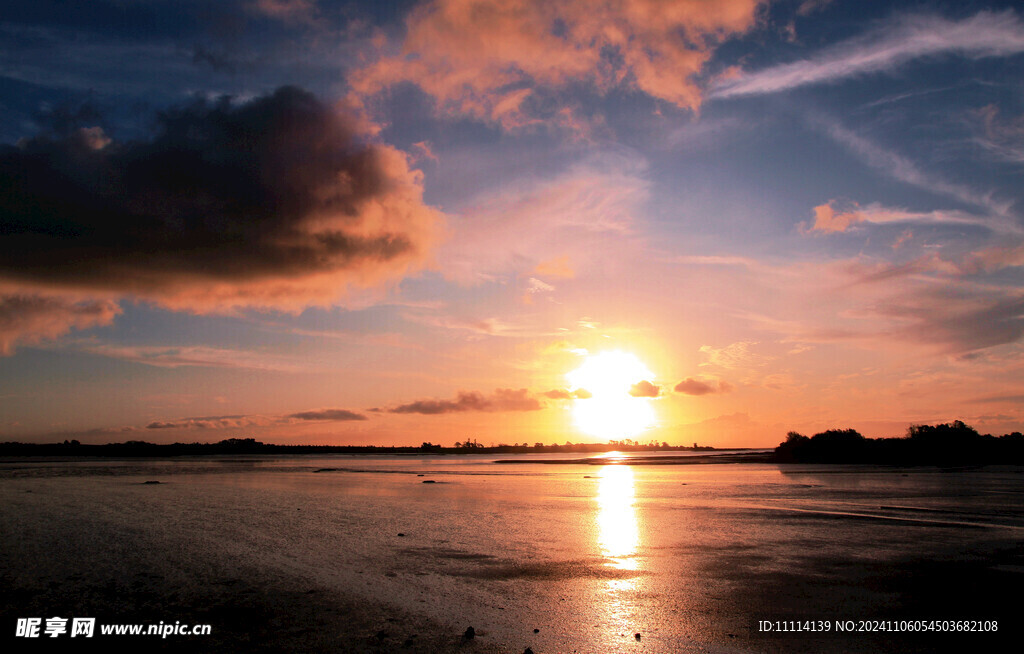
xmin=628 ymin=380 xmax=660 ymax=397
xmin=972 ymin=104 xmax=1024 ymax=164
xmin=76 ymin=344 xmax=302 ymax=371
xmin=712 ymin=11 xmax=1024 ymax=99
xmin=797 ymin=0 xmax=833 ymax=17
xmin=351 ymin=0 xmax=764 ymax=128
xmin=544 ymin=387 xmax=592 ymax=400
xmin=699 ymin=341 xmax=769 ymax=369
xmin=141 ymin=407 xmax=365 ymax=432
xmin=249 ymin=0 xmax=321 ymax=27
xmin=0 ymin=294 xmax=120 ymax=355
xmin=0 ymin=86 xmax=442 ymax=315
xmin=389 ymin=388 xmax=542 ymax=414
xmin=439 ymin=154 xmax=649 ymax=283
xmin=400 ymin=310 xmax=519 ymax=336
xmin=534 ymin=255 xmax=575 ymax=278
xmin=813 ymin=117 xmax=1013 ymax=219
xmin=873 ymin=288 xmax=1024 ymax=356
xmin=287 ymin=409 xmax=368 ymax=421
xmin=144 ymin=415 xmax=271 ymax=430
xmin=674 ymin=377 xmax=733 ymax=396
xmin=803 ymin=200 xmax=1000 ymax=234
xmin=411 ymin=141 xmax=439 ymax=163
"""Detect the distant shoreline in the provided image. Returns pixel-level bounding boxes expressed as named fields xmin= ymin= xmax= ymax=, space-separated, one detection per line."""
xmin=494 ymin=452 xmax=773 ymax=465
xmin=0 ymin=438 xmax=742 ymax=458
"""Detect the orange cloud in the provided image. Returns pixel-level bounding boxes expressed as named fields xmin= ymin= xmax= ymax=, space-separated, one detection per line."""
xmin=351 ymin=0 xmax=764 ymax=128
xmin=808 ymin=202 xmax=865 ymax=233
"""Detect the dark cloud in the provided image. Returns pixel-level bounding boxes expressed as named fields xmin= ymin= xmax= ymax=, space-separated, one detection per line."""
xmin=628 ymin=380 xmax=660 ymax=397
xmin=0 ymin=86 xmax=441 ymax=313
xmin=674 ymin=378 xmax=733 ymax=396
xmin=390 ymin=388 xmax=542 ymax=415
xmin=0 ymin=294 xmax=120 ymax=354
xmin=287 ymin=409 xmax=368 ymax=421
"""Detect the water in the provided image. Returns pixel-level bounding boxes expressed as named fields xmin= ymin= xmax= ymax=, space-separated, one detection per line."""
xmin=1 ymin=454 xmax=1021 ymax=652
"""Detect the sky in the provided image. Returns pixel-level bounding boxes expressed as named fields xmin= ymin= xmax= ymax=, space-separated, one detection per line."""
xmin=2 ymin=0 xmax=1023 ymax=447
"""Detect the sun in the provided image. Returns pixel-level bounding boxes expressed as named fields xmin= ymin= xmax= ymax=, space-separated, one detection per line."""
xmin=567 ymin=351 xmax=656 ymax=440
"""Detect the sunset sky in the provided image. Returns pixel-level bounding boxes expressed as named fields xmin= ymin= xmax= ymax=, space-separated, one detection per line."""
xmin=2 ymin=0 xmax=1023 ymax=447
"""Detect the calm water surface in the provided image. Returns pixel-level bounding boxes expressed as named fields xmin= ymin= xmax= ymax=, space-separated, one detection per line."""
xmin=2 ymin=454 xmax=1021 ymax=652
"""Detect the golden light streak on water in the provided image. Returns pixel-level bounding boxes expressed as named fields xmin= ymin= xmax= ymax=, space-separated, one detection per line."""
xmin=596 ymin=464 xmax=639 ymax=570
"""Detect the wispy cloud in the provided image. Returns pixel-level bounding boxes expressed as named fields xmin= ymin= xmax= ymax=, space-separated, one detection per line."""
xmin=79 ymin=344 xmax=302 ymax=371
xmin=813 ymin=116 xmax=1015 ymax=219
xmin=972 ymin=104 xmax=1024 ymax=164
xmin=712 ymin=11 xmax=1024 ymax=99
xmin=439 ymin=153 xmax=650 ymax=284
xmin=802 ymin=200 xmax=1012 ymax=234
xmin=699 ymin=341 xmax=771 ymax=369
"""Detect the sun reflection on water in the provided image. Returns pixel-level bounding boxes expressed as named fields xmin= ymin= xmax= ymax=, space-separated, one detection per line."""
xmin=596 ymin=464 xmax=639 ymax=571
xmin=593 ymin=463 xmax=642 ymax=639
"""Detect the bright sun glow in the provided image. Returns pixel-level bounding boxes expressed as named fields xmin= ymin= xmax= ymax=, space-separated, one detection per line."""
xmin=567 ymin=351 xmax=656 ymax=439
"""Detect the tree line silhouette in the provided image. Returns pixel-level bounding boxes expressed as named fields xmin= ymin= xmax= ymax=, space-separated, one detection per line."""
xmin=773 ymin=421 xmax=1024 ymax=465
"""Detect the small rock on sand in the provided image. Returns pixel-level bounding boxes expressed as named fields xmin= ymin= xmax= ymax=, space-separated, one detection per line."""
xmin=142 ymin=481 xmax=162 ymax=485
xmin=635 ymin=632 xmax=642 ymax=641
xmin=422 ymin=480 xmax=436 ymax=484
xmin=533 ymin=628 xmax=540 ymax=633
xmin=463 ymin=626 xmax=475 ymax=640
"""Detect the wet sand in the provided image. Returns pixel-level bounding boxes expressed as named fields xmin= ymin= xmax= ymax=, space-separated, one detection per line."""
xmin=1 ymin=457 xmax=1021 ymax=652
